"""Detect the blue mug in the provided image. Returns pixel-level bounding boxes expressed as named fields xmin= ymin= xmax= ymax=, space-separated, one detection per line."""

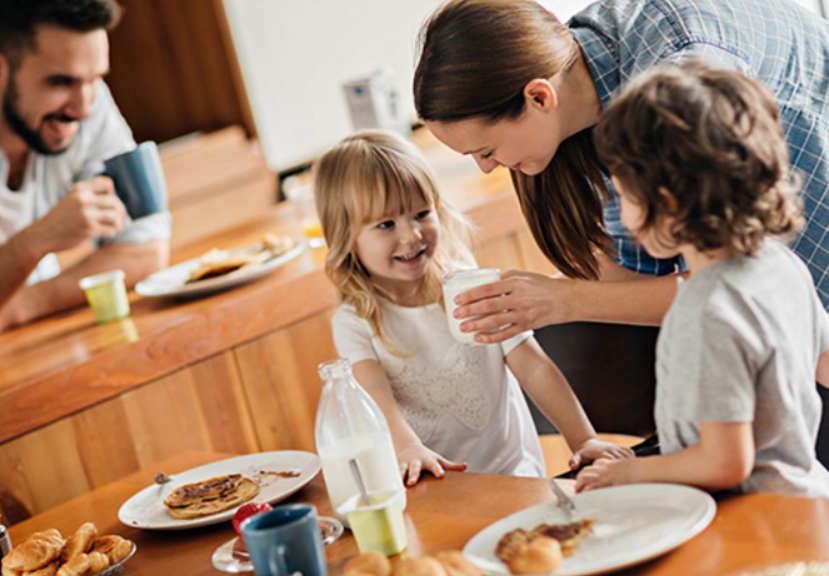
xmin=241 ymin=504 xmax=328 ymax=576
xmin=104 ymin=141 xmax=168 ymax=220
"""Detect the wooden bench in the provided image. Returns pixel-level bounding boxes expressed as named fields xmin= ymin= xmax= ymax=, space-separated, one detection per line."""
xmin=159 ymin=125 xmax=278 ymax=249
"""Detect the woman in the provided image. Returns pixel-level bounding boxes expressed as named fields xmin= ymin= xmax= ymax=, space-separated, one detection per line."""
xmin=413 ymin=0 xmax=829 ymax=344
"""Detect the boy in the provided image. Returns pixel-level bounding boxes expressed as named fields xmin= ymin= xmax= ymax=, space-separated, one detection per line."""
xmin=576 ymin=60 xmax=829 ymax=497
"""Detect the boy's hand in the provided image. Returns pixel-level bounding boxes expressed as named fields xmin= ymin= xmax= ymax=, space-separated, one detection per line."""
xmin=569 ymin=438 xmax=634 ymax=470
xmin=397 ymin=444 xmax=467 ymax=486
xmin=574 ymin=457 xmax=635 ymax=492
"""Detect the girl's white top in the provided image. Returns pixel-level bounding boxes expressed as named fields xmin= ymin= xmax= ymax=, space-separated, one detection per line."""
xmin=332 ymin=298 xmax=545 ymax=477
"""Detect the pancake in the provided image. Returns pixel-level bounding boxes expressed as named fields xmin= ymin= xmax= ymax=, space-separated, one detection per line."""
xmin=164 ymin=474 xmax=260 ymax=520
xmin=164 ymin=473 xmax=244 ymax=508
xmin=186 ymin=234 xmax=294 ymax=284
xmin=186 ymin=250 xmax=266 ymax=283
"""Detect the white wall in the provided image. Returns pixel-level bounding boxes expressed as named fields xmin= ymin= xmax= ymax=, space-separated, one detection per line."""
xmin=220 ymin=0 xmax=594 ymax=172
xmin=221 ymin=0 xmax=822 ymax=172
xmin=221 ymin=0 xmax=440 ymax=172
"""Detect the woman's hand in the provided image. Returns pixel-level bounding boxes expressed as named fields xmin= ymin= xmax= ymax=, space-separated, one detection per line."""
xmin=569 ymin=438 xmax=634 ymax=471
xmin=574 ymin=457 xmax=635 ymax=492
xmin=452 ymin=270 xmax=576 ymax=344
xmin=397 ymin=443 xmax=468 ymax=486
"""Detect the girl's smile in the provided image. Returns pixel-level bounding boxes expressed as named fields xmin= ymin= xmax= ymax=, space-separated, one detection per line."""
xmin=392 ymin=247 xmax=428 ymax=267
xmin=354 ymin=196 xmax=440 ymax=303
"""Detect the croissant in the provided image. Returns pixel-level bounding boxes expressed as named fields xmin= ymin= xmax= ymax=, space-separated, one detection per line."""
xmin=86 ymin=551 xmax=110 ymax=575
xmin=2 ymin=529 xmax=64 ymax=572
xmin=91 ymin=535 xmax=132 ymax=565
xmin=343 ymin=551 xmax=392 ymax=576
xmin=394 ymin=557 xmax=448 ymax=576
xmin=433 ymin=551 xmax=481 ymax=576
xmin=60 ymin=522 xmax=97 ymax=564
xmin=506 ymin=537 xmax=563 ymax=574
xmin=55 ymin=553 xmax=89 ymax=576
xmin=24 ymin=561 xmax=59 ymax=576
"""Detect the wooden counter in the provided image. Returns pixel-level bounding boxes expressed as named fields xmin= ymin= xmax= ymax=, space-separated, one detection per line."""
xmin=0 ymin=129 xmax=555 ymax=523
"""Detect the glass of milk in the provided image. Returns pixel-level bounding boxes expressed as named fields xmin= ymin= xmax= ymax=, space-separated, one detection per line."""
xmin=441 ymin=268 xmax=501 ymax=344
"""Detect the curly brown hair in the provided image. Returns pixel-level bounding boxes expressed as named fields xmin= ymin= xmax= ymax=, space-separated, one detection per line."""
xmin=595 ymin=59 xmax=803 ymax=256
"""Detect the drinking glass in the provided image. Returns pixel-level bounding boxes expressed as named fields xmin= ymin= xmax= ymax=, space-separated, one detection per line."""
xmin=284 ymin=179 xmax=325 ymax=249
xmin=441 ymin=268 xmax=501 ymax=344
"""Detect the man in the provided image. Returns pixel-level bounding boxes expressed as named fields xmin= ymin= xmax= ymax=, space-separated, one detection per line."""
xmin=0 ymin=0 xmax=170 ymax=331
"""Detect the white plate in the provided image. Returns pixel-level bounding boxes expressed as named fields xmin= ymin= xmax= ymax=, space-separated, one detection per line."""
xmin=118 ymin=451 xmax=321 ymax=530
xmin=135 ymin=242 xmax=305 ymax=298
xmin=463 ymin=483 xmax=716 ymax=576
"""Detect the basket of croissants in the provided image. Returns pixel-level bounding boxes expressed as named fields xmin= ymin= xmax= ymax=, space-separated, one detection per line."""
xmin=1 ymin=522 xmax=134 ymax=576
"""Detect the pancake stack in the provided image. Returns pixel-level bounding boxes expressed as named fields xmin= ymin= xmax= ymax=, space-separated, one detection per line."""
xmin=163 ymin=473 xmax=260 ymax=519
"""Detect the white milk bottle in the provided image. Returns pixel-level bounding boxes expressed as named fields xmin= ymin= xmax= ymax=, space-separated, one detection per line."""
xmin=315 ymin=358 xmax=406 ymax=525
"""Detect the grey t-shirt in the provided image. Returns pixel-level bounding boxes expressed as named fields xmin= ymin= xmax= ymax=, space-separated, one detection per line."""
xmin=656 ymin=239 xmax=829 ymax=498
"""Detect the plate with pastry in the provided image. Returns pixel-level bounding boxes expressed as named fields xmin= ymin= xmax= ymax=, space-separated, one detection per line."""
xmin=463 ymin=483 xmax=716 ymax=576
xmin=118 ymin=451 xmax=321 ymax=530
xmin=2 ymin=522 xmax=136 ymax=576
xmin=135 ymin=234 xmax=304 ymax=298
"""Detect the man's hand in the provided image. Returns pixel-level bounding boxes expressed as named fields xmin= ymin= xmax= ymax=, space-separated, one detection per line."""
xmin=32 ymin=176 xmax=126 ymax=253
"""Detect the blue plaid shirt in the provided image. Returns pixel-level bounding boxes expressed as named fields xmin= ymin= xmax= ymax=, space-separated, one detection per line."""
xmin=569 ymin=0 xmax=829 ymax=308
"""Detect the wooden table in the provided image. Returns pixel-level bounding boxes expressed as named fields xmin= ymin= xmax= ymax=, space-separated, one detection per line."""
xmin=7 ymin=452 xmax=829 ymax=576
xmin=0 ymin=128 xmax=531 ymax=447
xmin=0 ymin=129 xmax=559 ymax=522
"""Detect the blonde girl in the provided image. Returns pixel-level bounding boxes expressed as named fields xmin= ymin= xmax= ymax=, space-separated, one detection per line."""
xmin=315 ymin=129 xmax=631 ymax=485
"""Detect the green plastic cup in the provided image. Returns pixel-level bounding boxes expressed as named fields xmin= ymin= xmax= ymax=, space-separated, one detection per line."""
xmin=342 ymin=491 xmax=407 ymax=557
xmin=79 ymin=269 xmax=131 ymax=324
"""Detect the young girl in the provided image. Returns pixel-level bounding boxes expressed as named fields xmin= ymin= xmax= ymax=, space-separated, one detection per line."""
xmin=575 ymin=60 xmax=829 ymax=497
xmin=314 ymin=129 xmax=632 ymax=485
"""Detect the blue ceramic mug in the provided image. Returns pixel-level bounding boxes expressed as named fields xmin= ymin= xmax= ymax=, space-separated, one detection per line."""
xmin=103 ymin=141 xmax=168 ymax=220
xmin=241 ymin=503 xmax=328 ymax=576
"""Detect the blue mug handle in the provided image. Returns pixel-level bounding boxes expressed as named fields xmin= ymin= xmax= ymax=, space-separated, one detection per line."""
xmin=268 ymin=543 xmax=297 ymax=576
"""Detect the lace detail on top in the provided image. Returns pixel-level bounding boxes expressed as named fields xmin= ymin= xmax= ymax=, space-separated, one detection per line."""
xmin=379 ymin=340 xmax=492 ymax=444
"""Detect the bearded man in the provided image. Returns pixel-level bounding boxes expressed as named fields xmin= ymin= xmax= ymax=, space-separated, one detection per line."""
xmin=0 ymin=0 xmax=170 ymax=330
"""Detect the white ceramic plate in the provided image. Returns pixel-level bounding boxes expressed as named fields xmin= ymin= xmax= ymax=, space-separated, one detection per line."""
xmin=463 ymin=483 xmax=716 ymax=576
xmin=118 ymin=451 xmax=321 ymax=530
xmin=135 ymin=241 xmax=305 ymax=298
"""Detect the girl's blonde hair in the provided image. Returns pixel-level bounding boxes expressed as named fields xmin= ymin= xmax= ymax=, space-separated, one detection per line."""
xmin=314 ymin=129 xmax=474 ymax=353
xmin=414 ymin=0 xmax=612 ymax=279
xmin=595 ymin=60 xmax=803 ymax=255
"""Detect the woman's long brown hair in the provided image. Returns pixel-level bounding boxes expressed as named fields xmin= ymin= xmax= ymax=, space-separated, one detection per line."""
xmin=414 ymin=0 xmax=612 ymax=279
